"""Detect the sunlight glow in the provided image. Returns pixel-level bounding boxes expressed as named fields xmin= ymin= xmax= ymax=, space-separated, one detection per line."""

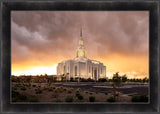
xmin=12 ymin=64 xmax=57 ymax=76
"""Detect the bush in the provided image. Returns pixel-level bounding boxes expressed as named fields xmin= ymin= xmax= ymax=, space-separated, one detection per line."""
xmin=76 ymin=88 xmax=81 ymax=92
xmin=87 ymin=78 xmax=94 ymax=82
xmin=68 ymin=90 xmax=72 ymax=94
xmin=107 ymin=96 xmax=115 ymax=102
xmin=132 ymin=95 xmax=148 ymax=102
xmin=28 ymin=96 xmax=39 ymax=102
xmin=85 ymin=91 xmax=88 ymax=94
xmin=77 ymin=94 xmax=83 ymax=100
xmin=12 ymin=90 xmax=27 ymax=102
xmin=12 ymin=90 xmax=20 ymax=98
xmin=28 ymin=83 xmax=31 ymax=87
xmin=115 ymin=93 xmax=119 ymax=96
xmin=65 ymin=96 xmax=73 ymax=102
xmin=20 ymin=86 xmax=26 ymax=91
xmin=32 ymin=85 xmax=36 ymax=87
xmin=98 ymin=78 xmax=107 ymax=82
xmin=70 ymin=88 xmax=74 ymax=91
xmin=60 ymin=86 xmax=64 ymax=90
xmin=89 ymin=96 xmax=95 ymax=102
xmin=75 ymin=91 xmax=80 ymax=97
xmin=35 ymin=89 xmax=42 ymax=94
xmin=90 ymin=92 xmax=93 ymax=95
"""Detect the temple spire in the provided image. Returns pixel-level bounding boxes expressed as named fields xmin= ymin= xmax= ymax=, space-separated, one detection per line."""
xmin=80 ymin=26 xmax=82 ymax=38
xmin=77 ymin=26 xmax=86 ymax=58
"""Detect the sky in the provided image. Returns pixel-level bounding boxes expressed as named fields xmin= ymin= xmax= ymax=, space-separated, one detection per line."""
xmin=11 ymin=11 xmax=149 ymax=79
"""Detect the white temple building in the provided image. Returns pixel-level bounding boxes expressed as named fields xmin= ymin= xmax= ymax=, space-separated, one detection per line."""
xmin=57 ymin=28 xmax=106 ymax=81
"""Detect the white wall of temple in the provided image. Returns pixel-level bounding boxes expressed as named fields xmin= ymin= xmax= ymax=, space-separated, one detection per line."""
xmin=69 ymin=62 xmax=73 ymax=78
xmin=87 ymin=62 xmax=93 ymax=79
xmin=72 ymin=63 xmax=78 ymax=78
xmin=79 ymin=62 xmax=86 ymax=78
xmin=57 ymin=60 xmax=107 ymax=80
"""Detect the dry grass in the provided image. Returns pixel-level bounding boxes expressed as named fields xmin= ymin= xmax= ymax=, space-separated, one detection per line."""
xmin=12 ymin=82 xmax=131 ymax=102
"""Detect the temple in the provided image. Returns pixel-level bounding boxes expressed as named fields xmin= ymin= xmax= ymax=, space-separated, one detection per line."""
xmin=57 ymin=27 xmax=106 ymax=81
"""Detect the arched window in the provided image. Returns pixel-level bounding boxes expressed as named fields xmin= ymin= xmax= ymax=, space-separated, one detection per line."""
xmin=101 ymin=68 xmax=102 ymax=74
xmin=75 ymin=66 xmax=77 ymax=76
xmin=63 ymin=65 xmax=65 ymax=74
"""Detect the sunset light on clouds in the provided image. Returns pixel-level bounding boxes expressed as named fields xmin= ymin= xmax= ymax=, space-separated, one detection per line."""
xmin=11 ymin=11 xmax=149 ymax=79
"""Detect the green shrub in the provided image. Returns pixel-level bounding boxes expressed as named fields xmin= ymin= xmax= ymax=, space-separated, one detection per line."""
xmin=12 ymin=90 xmax=20 ymax=98
xmin=107 ymin=96 xmax=115 ymax=102
xmin=54 ymin=90 xmax=58 ymax=93
xmin=85 ymin=91 xmax=88 ymax=94
xmin=60 ymin=86 xmax=63 ymax=90
xmin=28 ymin=96 xmax=39 ymax=102
xmin=12 ymin=90 xmax=27 ymax=102
xmin=115 ymin=93 xmax=119 ymax=96
xmin=89 ymin=92 xmax=93 ymax=95
xmin=35 ymin=89 xmax=42 ymax=94
xmin=75 ymin=91 xmax=80 ymax=97
xmin=132 ymin=95 xmax=148 ymax=102
xmin=20 ymin=86 xmax=26 ymax=91
xmin=28 ymin=83 xmax=31 ymax=87
xmin=68 ymin=90 xmax=72 ymax=94
xmin=89 ymin=96 xmax=95 ymax=102
xmin=65 ymin=96 xmax=73 ymax=102
xmin=32 ymin=85 xmax=36 ymax=87
xmin=76 ymin=88 xmax=81 ymax=92
xmin=77 ymin=94 xmax=83 ymax=100
xmin=70 ymin=88 xmax=73 ymax=91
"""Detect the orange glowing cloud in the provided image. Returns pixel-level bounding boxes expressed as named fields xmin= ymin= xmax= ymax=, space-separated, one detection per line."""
xmin=11 ymin=11 xmax=149 ymax=78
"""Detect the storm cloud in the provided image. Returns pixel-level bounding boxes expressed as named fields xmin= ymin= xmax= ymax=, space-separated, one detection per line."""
xmin=11 ymin=11 xmax=149 ymax=76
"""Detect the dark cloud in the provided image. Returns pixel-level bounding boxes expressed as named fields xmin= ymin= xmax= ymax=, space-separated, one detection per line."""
xmin=11 ymin=11 xmax=149 ymax=63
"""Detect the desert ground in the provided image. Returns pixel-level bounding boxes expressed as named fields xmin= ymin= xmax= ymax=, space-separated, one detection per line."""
xmin=12 ymin=82 xmax=148 ymax=103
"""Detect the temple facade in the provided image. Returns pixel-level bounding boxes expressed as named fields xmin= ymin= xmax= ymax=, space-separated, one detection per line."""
xmin=57 ymin=28 xmax=106 ymax=80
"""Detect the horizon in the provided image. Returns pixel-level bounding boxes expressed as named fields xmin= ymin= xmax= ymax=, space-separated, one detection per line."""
xmin=11 ymin=71 xmax=148 ymax=79
xmin=11 ymin=11 xmax=149 ymax=79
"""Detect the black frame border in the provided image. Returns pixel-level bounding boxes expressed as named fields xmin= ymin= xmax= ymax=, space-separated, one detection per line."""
xmin=0 ymin=0 xmax=159 ymax=113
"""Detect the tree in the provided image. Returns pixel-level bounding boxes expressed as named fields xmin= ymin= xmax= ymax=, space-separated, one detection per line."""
xmin=143 ymin=77 xmax=148 ymax=83
xmin=112 ymin=72 xmax=122 ymax=100
xmin=98 ymin=78 xmax=107 ymax=82
xmin=70 ymin=77 xmax=74 ymax=82
xmin=121 ymin=74 xmax=127 ymax=83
